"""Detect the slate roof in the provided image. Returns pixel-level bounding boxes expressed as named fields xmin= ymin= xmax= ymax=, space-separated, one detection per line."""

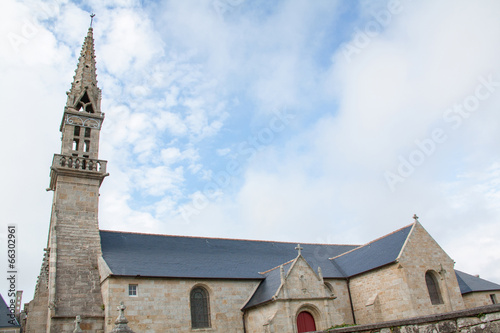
xmin=101 ymin=223 xmax=419 ymax=311
xmin=101 ymin=223 xmax=500 ymax=310
xmin=100 ymin=224 xmax=414 ymax=281
xmin=100 ymin=231 xmax=357 ymax=279
xmin=243 ymin=262 xmax=292 ymax=309
xmin=0 ymin=294 xmax=20 ymax=328
xmin=455 ymin=270 xmax=500 ymax=295
xmin=243 ymin=225 xmax=415 ymax=309
xmin=330 ymin=224 xmax=413 ymax=277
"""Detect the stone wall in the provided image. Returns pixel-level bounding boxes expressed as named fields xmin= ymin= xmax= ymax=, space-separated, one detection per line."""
xmin=349 ymin=264 xmax=406 ymax=324
xmin=463 ymin=291 xmax=500 ymax=309
xmin=325 ymin=303 xmax=500 ymax=333
xmin=24 ymin=252 xmax=49 ymax=332
xmin=101 ymin=276 xmax=259 ymax=333
xmin=25 ymin=174 xmax=106 ymax=333
xmin=323 ymin=279 xmax=355 ymax=326
xmin=397 ymin=222 xmax=465 ymax=314
xmin=348 ymin=222 xmax=465 ymax=325
xmin=246 ymin=299 xmax=334 ymax=333
xmin=48 ymin=175 xmax=105 ymax=332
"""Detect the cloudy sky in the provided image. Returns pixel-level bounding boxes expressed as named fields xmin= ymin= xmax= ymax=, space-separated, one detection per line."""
xmin=1 ymin=0 xmax=500 ymax=302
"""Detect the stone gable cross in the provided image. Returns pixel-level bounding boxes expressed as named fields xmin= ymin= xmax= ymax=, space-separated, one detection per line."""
xmin=73 ymin=315 xmax=83 ymax=333
xmin=117 ymin=301 xmax=127 ymax=322
xmin=413 ymin=214 xmax=419 ymax=222
xmin=295 ymin=244 xmax=303 ymax=256
xmin=111 ymin=301 xmax=135 ymax=333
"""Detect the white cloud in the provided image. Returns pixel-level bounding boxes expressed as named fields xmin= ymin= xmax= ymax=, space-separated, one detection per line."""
xmin=99 ymin=9 xmax=164 ymax=75
xmin=133 ymin=165 xmax=184 ymax=197
xmin=216 ymin=148 xmax=231 ymax=156
xmin=189 ymin=0 xmax=500 ymax=280
xmin=157 ymin=111 xmax=188 ymax=136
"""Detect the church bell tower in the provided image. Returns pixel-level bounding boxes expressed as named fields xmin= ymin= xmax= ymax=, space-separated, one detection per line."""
xmin=25 ymin=24 xmax=107 ymax=333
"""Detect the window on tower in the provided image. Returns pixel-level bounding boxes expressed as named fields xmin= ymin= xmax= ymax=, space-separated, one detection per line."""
xmin=74 ymin=126 xmax=81 ymax=136
xmin=72 ymin=139 xmax=79 ymax=151
xmin=84 ymin=140 xmax=90 ymax=152
xmin=85 ymin=127 xmax=91 ymax=137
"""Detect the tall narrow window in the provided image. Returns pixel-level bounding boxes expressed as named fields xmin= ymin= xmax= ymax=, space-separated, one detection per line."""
xmin=425 ymin=271 xmax=443 ymax=305
xmin=85 ymin=127 xmax=91 ymax=137
xmin=72 ymin=139 xmax=79 ymax=151
xmin=190 ymin=286 xmax=210 ymax=328
xmin=491 ymin=294 xmax=498 ymax=304
xmin=74 ymin=126 xmax=81 ymax=136
xmin=84 ymin=140 xmax=90 ymax=152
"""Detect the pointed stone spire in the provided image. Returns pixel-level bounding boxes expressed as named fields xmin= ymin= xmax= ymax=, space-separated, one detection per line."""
xmin=51 ymin=21 xmax=108 ymax=166
xmin=66 ymin=21 xmax=101 ymax=114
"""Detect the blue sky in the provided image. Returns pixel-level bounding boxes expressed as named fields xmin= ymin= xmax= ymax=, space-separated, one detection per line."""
xmin=1 ymin=0 xmax=500 ymax=301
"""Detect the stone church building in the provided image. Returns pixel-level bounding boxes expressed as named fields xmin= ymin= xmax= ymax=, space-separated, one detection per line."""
xmin=24 ymin=27 xmax=500 ymax=333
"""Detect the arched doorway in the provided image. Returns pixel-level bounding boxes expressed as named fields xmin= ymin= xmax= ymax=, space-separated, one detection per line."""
xmin=297 ymin=311 xmax=316 ymax=333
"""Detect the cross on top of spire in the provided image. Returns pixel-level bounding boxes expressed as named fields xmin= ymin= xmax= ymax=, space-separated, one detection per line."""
xmin=90 ymin=13 xmax=95 ymax=27
xmin=413 ymin=214 xmax=419 ymax=222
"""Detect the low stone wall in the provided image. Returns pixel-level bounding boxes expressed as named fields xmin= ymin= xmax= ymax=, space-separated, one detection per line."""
xmin=325 ymin=303 xmax=500 ymax=332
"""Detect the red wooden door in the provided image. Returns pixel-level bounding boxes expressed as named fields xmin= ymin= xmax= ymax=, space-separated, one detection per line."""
xmin=297 ymin=311 xmax=316 ymax=332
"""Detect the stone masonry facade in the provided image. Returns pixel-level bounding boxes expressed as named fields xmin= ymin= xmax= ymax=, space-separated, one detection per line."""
xmin=100 ymin=276 xmax=259 ymax=333
xmin=46 ymin=175 xmax=105 ymax=332
xmin=348 ymin=222 xmax=465 ymax=325
xmin=463 ymin=291 xmax=500 ymax=309
xmin=245 ymin=256 xmax=354 ymax=332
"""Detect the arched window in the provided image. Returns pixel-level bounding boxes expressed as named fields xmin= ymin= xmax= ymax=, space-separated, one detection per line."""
xmin=425 ymin=271 xmax=443 ymax=305
xmin=190 ymin=286 xmax=210 ymax=328
xmin=324 ymin=282 xmax=335 ymax=296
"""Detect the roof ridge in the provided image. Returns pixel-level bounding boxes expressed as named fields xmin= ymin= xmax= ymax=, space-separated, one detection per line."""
xmin=259 ymin=259 xmax=295 ymax=275
xmin=99 ymin=229 xmax=360 ymax=247
xmin=329 ymin=222 xmax=415 ymax=260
